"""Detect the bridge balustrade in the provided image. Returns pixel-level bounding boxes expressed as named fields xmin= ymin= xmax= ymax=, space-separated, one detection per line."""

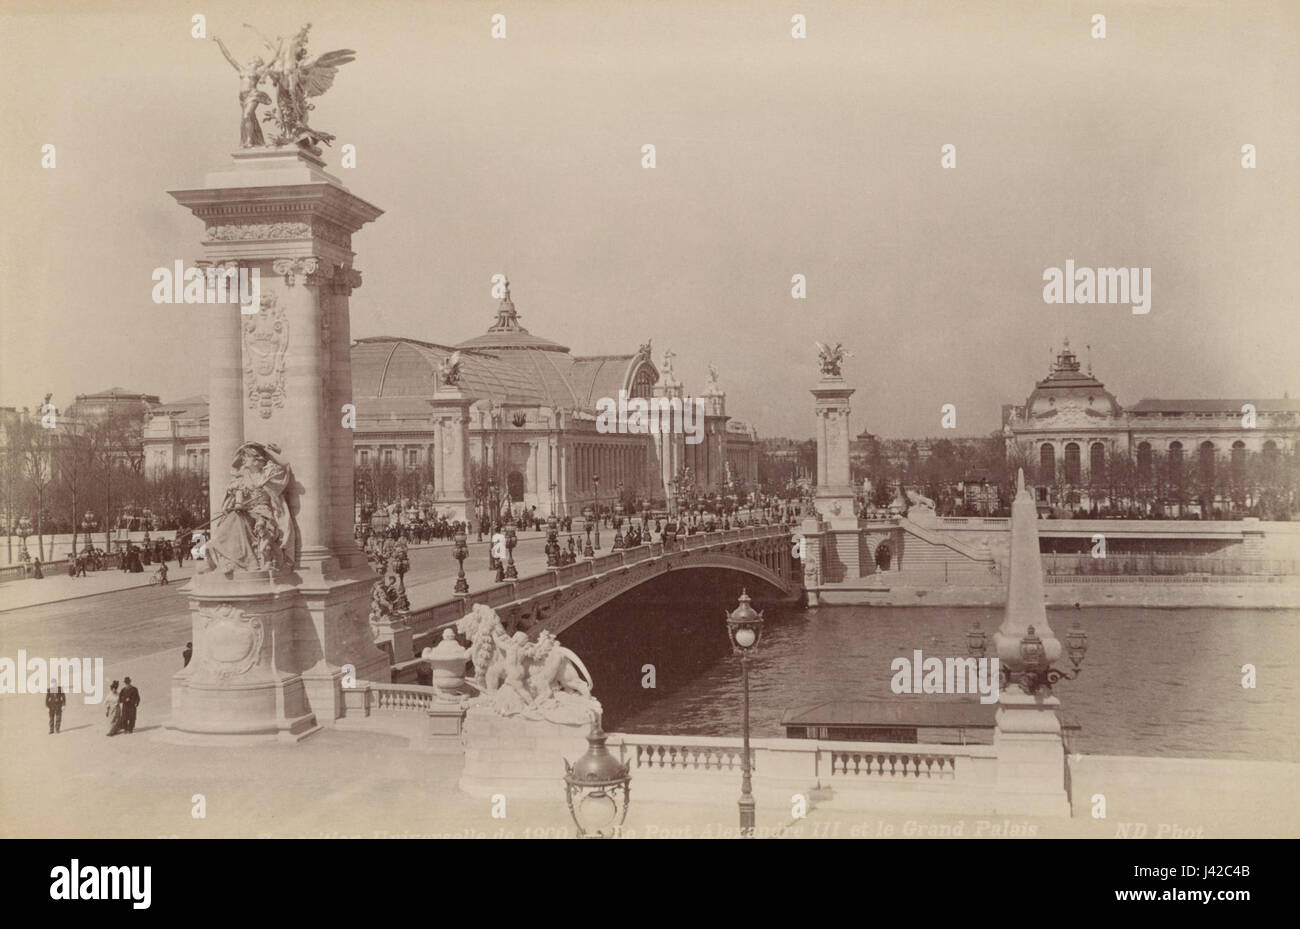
xmin=605 ymin=732 xmax=996 ymax=801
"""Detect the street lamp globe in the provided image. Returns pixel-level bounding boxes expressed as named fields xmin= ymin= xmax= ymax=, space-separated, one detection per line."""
xmin=725 ymin=589 xmax=765 ymax=655
xmin=562 ymin=713 xmax=631 ymax=839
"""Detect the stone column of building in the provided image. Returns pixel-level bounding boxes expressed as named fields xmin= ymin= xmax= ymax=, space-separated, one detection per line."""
xmin=166 ymin=147 xmax=386 ymax=741
xmin=431 ymin=384 xmax=473 ymax=523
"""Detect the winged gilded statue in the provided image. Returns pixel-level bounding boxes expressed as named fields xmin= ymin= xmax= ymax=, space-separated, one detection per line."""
xmin=814 ymin=341 xmax=851 ymax=377
xmin=439 ymin=350 xmax=464 ymax=387
xmin=215 ymin=23 xmax=355 ymax=154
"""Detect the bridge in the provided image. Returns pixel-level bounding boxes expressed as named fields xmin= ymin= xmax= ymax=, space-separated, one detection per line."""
xmin=388 ymin=523 xmax=799 ymax=663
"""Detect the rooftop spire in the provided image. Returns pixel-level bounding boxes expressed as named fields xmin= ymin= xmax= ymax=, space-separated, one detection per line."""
xmin=488 ymin=278 xmax=524 ymax=332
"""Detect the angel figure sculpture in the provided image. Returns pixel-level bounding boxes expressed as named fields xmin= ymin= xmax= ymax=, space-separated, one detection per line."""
xmin=252 ymin=23 xmax=356 ymax=153
xmin=212 ymin=36 xmax=273 ymax=148
xmin=814 ymin=341 xmax=851 ymax=378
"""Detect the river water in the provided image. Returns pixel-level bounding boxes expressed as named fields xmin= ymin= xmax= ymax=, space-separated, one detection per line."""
xmin=573 ymin=596 xmax=1300 ymax=763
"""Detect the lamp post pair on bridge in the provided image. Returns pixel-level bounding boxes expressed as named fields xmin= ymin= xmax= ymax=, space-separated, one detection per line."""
xmin=561 ymin=588 xmax=763 ymax=839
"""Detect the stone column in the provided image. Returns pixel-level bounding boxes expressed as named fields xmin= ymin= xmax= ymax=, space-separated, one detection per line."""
xmin=165 ymin=147 xmax=387 ymax=742
xmin=431 ymin=385 xmax=473 ymax=523
xmin=811 ymin=375 xmax=858 ymax=528
xmin=196 ymin=260 xmax=245 ymax=519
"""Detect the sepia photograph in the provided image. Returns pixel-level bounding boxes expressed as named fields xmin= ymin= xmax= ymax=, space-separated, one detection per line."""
xmin=1 ymin=0 xmax=1297 ymax=904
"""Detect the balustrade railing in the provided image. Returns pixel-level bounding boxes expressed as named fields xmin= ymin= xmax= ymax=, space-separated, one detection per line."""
xmin=827 ymin=748 xmax=957 ymax=779
xmin=370 ymin=683 xmax=436 ymax=713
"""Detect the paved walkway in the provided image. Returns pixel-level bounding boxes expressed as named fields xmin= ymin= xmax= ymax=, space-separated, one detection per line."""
xmin=0 ymin=531 xmax=564 ymax=614
xmin=4 ymin=638 xmax=1295 ymax=839
xmin=0 ymin=562 xmax=203 ymax=613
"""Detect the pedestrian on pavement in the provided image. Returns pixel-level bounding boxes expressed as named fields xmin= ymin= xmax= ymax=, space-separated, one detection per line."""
xmin=32 ymin=557 xmax=44 ymax=579
xmin=157 ymin=561 xmax=169 ymax=585
xmin=75 ymin=555 xmax=87 ymax=577
xmin=182 ymin=642 xmax=192 ymax=667
xmin=46 ymin=680 xmax=66 ymax=734
xmin=118 ymin=677 xmax=140 ymax=733
xmin=105 ymin=680 xmax=124 ymax=736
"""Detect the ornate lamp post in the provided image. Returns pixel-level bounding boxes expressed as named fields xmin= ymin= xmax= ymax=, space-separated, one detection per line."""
xmin=592 ymin=473 xmax=601 ymax=549
xmin=16 ymin=516 xmax=32 ymax=557
xmin=546 ymin=513 xmax=560 ymax=567
xmin=452 ymin=527 xmax=469 ymax=594
xmin=80 ymin=511 xmax=98 ymax=553
xmin=563 ymin=712 xmax=631 ymax=838
xmin=724 ymin=589 xmax=764 ymax=837
xmin=504 ymin=511 xmax=518 ymax=580
xmin=582 ymin=506 xmax=595 ymax=558
xmin=613 ymin=483 xmax=625 ymax=550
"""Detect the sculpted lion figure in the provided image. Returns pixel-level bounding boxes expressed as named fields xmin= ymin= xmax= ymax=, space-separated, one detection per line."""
xmin=453 ymin=604 xmax=598 ymax=723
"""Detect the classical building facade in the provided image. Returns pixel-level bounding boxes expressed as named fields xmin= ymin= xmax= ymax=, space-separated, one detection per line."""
xmin=140 ymin=282 xmax=761 ymax=516
xmin=1003 ymin=341 xmax=1300 ymax=511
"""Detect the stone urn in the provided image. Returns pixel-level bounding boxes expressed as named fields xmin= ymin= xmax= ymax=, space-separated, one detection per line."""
xmin=423 ymin=629 xmax=469 ymax=702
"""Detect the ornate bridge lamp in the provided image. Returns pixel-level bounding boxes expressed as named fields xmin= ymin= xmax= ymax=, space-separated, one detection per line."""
xmin=452 ymin=527 xmax=470 ymax=594
xmin=613 ymin=485 xmax=626 ymax=550
xmin=546 ymin=514 xmax=560 ymax=567
xmin=582 ymin=506 xmax=595 ymax=558
xmin=725 ymin=589 xmax=765 ymax=837
xmin=563 ymin=712 xmax=631 ymax=839
xmin=504 ymin=510 xmax=518 ymax=580
xmin=969 ymin=619 xmax=1088 ymax=695
xmin=592 ymin=474 xmax=602 ymax=549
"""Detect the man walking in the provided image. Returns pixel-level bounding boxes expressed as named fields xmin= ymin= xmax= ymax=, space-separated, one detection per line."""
xmin=182 ymin=642 xmax=192 ymax=667
xmin=118 ymin=677 xmax=140 ymax=733
xmin=46 ymin=680 xmax=66 ymax=734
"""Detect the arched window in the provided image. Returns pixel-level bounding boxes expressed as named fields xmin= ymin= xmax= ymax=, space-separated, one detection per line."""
xmin=1263 ymin=440 xmax=1279 ymax=464
xmin=1199 ymin=441 xmax=1215 ymax=484
xmin=1090 ymin=443 xmax=1106 ymax=483
xmin=1137 ymin=442 xmax=1152 ymax=482
xmin=1231 ymin=441 xmax=1246 ymax=483
xmin=630 ymin=366 xmax=655 ymax=400
xmin=1168 ymin=442 xmax=1183 ymax=483
xmin=1040 ymin=444 xmax=1055 ymax=482
xmin=1064 ymin=443 xmax=1081 ymax=484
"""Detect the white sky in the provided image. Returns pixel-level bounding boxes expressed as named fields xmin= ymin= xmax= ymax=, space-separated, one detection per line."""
xmin=1 ymin=0 xmax=1297 ymax=438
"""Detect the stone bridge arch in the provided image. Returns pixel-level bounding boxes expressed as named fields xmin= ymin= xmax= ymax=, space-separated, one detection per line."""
xmin=534 ymin=551 xmax=793 ymax=637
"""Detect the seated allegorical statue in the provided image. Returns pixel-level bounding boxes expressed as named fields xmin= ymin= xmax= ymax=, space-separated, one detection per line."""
xmin=207 ymin=442 xmax=299 ymax=575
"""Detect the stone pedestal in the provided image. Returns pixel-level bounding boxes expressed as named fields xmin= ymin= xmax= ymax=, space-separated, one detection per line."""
xmin=369 ymin=610 xmax=414 ymax=665
xmin=166 ymin=574 xmax=318 ymax=743
xmin=164 ymin=148 xmax=388 ymax=740
xmin=994 ymin=692 xmax=1071 ymax=817
xmin=799 ymin=515 xmax=824 ymax=607
xmin=431 ymin=386 xmax=474 ymax=523
xmin=459 ymin=705 xmax=591 ymax=800
xmin=811 ymin=377 xmax=858 ymax=529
